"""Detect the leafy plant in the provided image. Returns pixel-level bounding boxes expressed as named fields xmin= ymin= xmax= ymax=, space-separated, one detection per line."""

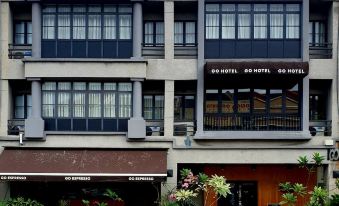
xmin=307 ymin=186 xmax=328 ymax=206
xmin=81 ymin=200 xmax=90 ymax=206
xmin=93 ymin=201 xmax=107 ymax=206
xmin=103 ymin=188 xmax=123 ymax=201
xmin=280 ymin=193 xmax=297 ymax=206
xmin=6 ymin=197 xmax=44 ymax=206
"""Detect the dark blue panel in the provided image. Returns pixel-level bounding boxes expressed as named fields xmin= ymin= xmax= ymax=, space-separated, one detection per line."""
xmin=103 ymin=41 xmax=117 ymax=58
xmin=57 ymin=41 xmax=72 ymax=58
xmin=205 ymin=40 xmax=221 ymax=58
xmin=268 ymin=41 xmax=284 ymax=58
xmin=117 ymin=41 xmax=133 ymax=58
xmin=252 ymin=41 xmax=268 ymax=58
xmin=236 ymin=41 xmax=252 ymax=58
xmin=103 ymin=119 xmax=117 ymax=131
xmin=57 ymin=119 xmax=71 ymax=131
xmin=88 ymin=119 xmax=102 ymax=131
xmin=88 ymin=41 xmax=102 ymax=58
xmin=73 ymin=119 xmax=86 ymax=131
xmin=284 ymin=40 xmax=301 ymax=58
xmin=72 ymin=41 xmax=86 ymax=58
xmin=44 ymin=118 xmax=56 ymax=131
xmin=118 ymin=119 xmax=128 ymax=132
xmin=220 ymin=40 xmax=236 ymax=58
xmin=42 ymin=41 xmax=56 ymax=58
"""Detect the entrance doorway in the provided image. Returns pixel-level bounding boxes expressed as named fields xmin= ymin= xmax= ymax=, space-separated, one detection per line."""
xmin=217 ymin=181 xmax=257 ymax=206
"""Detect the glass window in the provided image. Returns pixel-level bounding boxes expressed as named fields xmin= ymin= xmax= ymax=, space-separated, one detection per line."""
xmin=253 ymin=89 xmax=267 ymax=113
xmin=119 ymin=15 xmax=132 ymax=39
xmin=270 ymin=89 xmax=283 ymax=113
xmin=73 ymin=15 xmax=86 ymax=39
xmin=238 ymin=14 xmax=251 ymax=39
xmin=88 ymin=5 xmax=101 ymax=12
xmin=254 ymin=14 xmax=267 ymax=39
xmin=206 ymin=14 xmax=219 ymax=39
xmin=222 ymin=89 xmax=234 ymax=113
xmin=309 ymin=21 xmax=326 ymax=46
xmin=58 ymin=15 xmax=71 ymax=39
xmin=155 ymin=22 xmax=164 ymax=45
xmin=205 ymin=89 xmax=219 ymax=113
xmin=286 ymin=84 xmax=299 ymax=114
xmin=73 ymin=92 xmax=85 ymax=118
xmin=144 ymin=22 xmax=164 ymax=46
xmin=221 ymin=4 xmax=235 ymax=12
xmin=270 ymin=4 xmax=283 ymax=12
xmin=104 ymin=15 xmax=116 ymax=39
xmin=286 ymin=14 xmax=300 ymax=39
xmin=174 ymin=95 xmax=195 ymax=121
xmin=206 ymin=4 xmax=219 ymax=12
xmin=144 ymin=22 xmax=154 ymax=45
xmin=43 ymin=15 xmax=55 ymax=39
xmin=14 ymin=22 xmax=25 ymax=44
xmin=27 ymin=22 xmax=32 ymax=44
xmin=73 ymin=5 xmax=86 ymax=13
xmin=154 ymin=95 xmax=164 ymax=120
xmin=88 ymin=15 xmax=101 ymax=39
xmin=144 ymin=95 xmax=153 ymax=120
xmin=286 ymin=4 xmax=300 ymax=12
xmin=174 ymin=22 xmax=196 ymax=46
xmin=184 ymin=96 xmax=195 ymax=120
xmin=186 ymin=22 xmax=196 ymax=45
xmin=238 ymin=4 xmax=251 ymax=12
xmin=222 ymin=14 xmax=235 ymax=39
xmin=14 ymin=95 xmax=25 ymax=119
xmin=254 ymin=4 xmax=267 ymax=12
xmin=42 ymin=91 xmax=55 ymax=118
xmin=270 ymin=14 xmax=283 ymax=39
xmin=174 ymin=22 xmax=184 ymax=45
xmin=58 ymin=92 xmax=70 ymax=117
xmin=119 ymin=93 xmax=131 ymax=118
xmin=237 ymin=89 xmax=250 ymax=113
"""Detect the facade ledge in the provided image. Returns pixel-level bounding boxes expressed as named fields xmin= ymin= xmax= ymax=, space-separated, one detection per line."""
xmin=194 ymin=131 xmax=312 ymax=140
xmin=45 ymin=131 xmax=127 ymax=135
xmin=22 ymin=58 xmax=147 ymax=64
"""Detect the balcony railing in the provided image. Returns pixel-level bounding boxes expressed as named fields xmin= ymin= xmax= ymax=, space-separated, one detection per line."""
xmin=309 ymin=120 xmax=332 ymax=136
xmin=204 ymin=114 xmax=301 ymax=131
xmin=142 ymin=43 xmax=164 ymax=59
xmin=174 ymin=45 xmax=197 ymax=59
xmin=8 ymin=119 xmax=25 ymax=135
xmin=8 ymin=44 xmax=32 ymax=59
xmin=309 ymin=43 xmax=332 ymax=59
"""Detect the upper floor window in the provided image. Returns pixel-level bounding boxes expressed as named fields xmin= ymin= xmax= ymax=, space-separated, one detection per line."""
xmin=309 ymin=21 xmax=326 ymax=46
xmin=14 ymin=21 xmax=32 ymax=44
xmin=144 ymin=21 xmax=164 ymax=47
xmin=14 ymin=94 xmax=32 ymax=119
xmin=42 ymin=82 xmax=132 ymax=131
xmin=174 ymin=21 xmax=196 ymax=46
xmin=205 ymin=3 xmax=300 ymax=40
xmin=42 ymin=5 xmax=132 ymax=41
xmin=143 ymin=95 xmax=164 ymax=120
xmin=174 ymin=95 xmax=195 ymax=121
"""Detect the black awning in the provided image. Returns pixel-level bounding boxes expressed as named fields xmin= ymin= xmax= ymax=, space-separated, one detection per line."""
xmin=0 ymin=148 xmax=167 ymax=182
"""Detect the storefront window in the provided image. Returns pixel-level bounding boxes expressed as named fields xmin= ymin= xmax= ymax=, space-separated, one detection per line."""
xmin=253 ymin=89 xmax=266 ymax=113
xmin=270 ymin=89 xmax=283 ymax=113
xmin=237 ymin=89 xmax=250 ymax=113
xmin=205 ymin=89 xmax=219 ymax=113
xmin=222 ymin=89 xmax=234 ymax=113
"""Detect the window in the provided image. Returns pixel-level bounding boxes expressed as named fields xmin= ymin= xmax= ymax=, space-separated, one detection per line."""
xmin=42 ymin=82 xmax=132 ymax=131
xmin=143 ymin=95 xmax=164 ymax=120
xmin=205 ymin=3 xmax=301 ymax=40
xmin=57 ymin=6 xmax=71 ymax=39
xmin=144 ymin=21 xmax=164 ymax=46
xmin=14 ymin=94 xmax=32 ymax=119
xmin=309 ymin=21 xmax=326 ymax=46
xmin=174 ymin=22 xmax=196 ymax=46
xmin=14 ymin=21 xmax=32 ymax=44
xmin=174 ymin=95 xmax=195 ymax=121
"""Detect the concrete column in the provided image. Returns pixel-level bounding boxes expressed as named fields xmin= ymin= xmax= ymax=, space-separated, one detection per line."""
xmin=128 ymin=79 xmax=146 ymax=139
xmin=302 ymin=76 xmax=310 ymax=135
xmin=302 ymin=0 xmax=309 ymax=61
xmin=32 ymin=3 xmax=41 ymax=58
xmin=164 ymin=0 xmax=174 ymax=60
xmin=133 ymin=2 xmax=143 ymax=59
xmin=0 ymin=80 xmax=10 ymax=136
xmin=164 ymin=80 xmax=174 ymax=137
xmin=25 ymin=79 xmax=45 ymax=138
xmin=195 ymin=0 xmax=205 ymax=136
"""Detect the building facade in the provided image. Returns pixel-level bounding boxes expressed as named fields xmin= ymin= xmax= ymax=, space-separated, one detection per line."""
xmin=0 ymin=0 xmax=338 ymax=205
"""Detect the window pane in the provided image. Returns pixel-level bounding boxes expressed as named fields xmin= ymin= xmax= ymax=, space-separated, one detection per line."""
xmin=89 ymin=82 xmax=101 ymax=90
xmin=270 ymin=4 xmax=283 ymax=12
xmin=184 ymin=96 xmax=195 ymax=120
xmin=73 ymin=93 xmax=85 ymax=117
xmin=222 ymin=89 xmax=234 ymax=113
xmin=42 ymin=92 xmax=55 ymax=117
xmin=155 ymin=22 xmax=164 ymax=44
xmin=185 ymin=22 xmax=196 ymax=44
xmin=254 ymin=4 xmax=267 ymax=12
xmin=270 ymin=14 xmax=283 ymax=39
xmin=174 ymin=96 xmax=183 ymax=120
xmin=238 ymin=4 xmax=251 ymax=12
xmin=270 ymin=89 xmax=283 ymax=113
xmin=205 ymin=89 xmax=218 ymax=113
xmin=144 ymin=22 xmax=154 ymax=44
xmin=104 ymin=15 xmax=116 ymax=39
xmin=119 ymin=15 xmax=132 ymax=39
xmin=221 ymin=4 xmax=235 ymax=12
xmin=253 ymin=89 xmax=266 ymax=113
xmin=58 ymin=5 xmax=71 ymax=12
xmin=89 ymin=93 xmax=101 ymax=117
xmin=15 ymin=95 xmax=24 ymax=119
xmin=206 ymin=4 xmax=219 ymax=12
xmin=27 ymin=22 xmax=32 ymax=44
xmin=88 ymin=15 xmax=101 ymax=39
xmin=286 ymin=14 xmax=300 ymax=39
xmin=73 ymin=82 xmax=86 ymax=90
xmin=104 ymin=83 xmax=116 ymax=90
xmin=73 ymin=15 xmax=86 ymax=39
xmin=238 ymin=89 xmax=250 ymax=113
xmin=43 ymin=15 xmax=55 ymax=39
xmin=119 ymin=93 xmax=131 ymax=118
xmin=43 ymin=5 xmax=56 ymax=13
xmin=104 ymin=5 xmax=116 ymax=12
xmin=15 ymin=22 xmax=25 ymax=33
xmin=27 ymin=95 xmax=32 ymax=118
xmin=118 ymin=6 xmax=132 ymax=13
xmin=206 ymin=14 xmax=219 ymax=39
xmin=238 ymin=14 xmax=251 ymax=39
xmin=88 ymin=5 xmax=101 ymax=12
xmin=118 ymin=83 xmax=132 ymax=91
xmin=104 ymin=93 xmax=116 ymax=118
xmin=287 ymin=84 xmax=299 ymax=114
xmin=174 ymin=22 xmax=184 ymax=44
xmin=222 ymin=14 xmax=235 ymax=39
xmin=254 ymin=14 xmax=267 ymax=39
xmin=154 ymin=95 xmax=164 ymax=120
xmin=144 ymin=95 xmax=153 ymax=119
xmin=42 ymin=82 xmax=56 ymax=90
xmin=73 ymin=5 xmax=86 ymax=13
xmin=58 ymin=92 xmax=70 ymax=117
xmin=58 ymin=15 xmax=71 ymax=39
xmin=286 ymin=4 xmax=300 ymax=12
xmin=58 ymin=82 xmax=71 ymax=90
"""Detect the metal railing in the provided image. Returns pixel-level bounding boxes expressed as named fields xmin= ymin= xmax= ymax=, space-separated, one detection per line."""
xmin=8 ymin=119 xmax=25 ymax=135
xmin=309 ymin=120 xmax=332 ymax=136
xmin=8 ymin=44 xmax=32 ymax=59
xmin=173 ymin=121 xmax=196 ymax=136
xmin=174 ymin=46 xmax=198 ymax=58
xmin=309 ymin=43 xmax=332 ymax=59
xmin=204 ymin=114 xmax=301 ymax=131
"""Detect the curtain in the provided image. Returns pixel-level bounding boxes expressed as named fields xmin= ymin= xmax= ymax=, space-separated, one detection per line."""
xmin=73 ymin=93 xmax=85 ymax=118
xmin=144 ymin=22 xmax=154 ymax=45
xmin=270 ymin=14 xmax=283 ymax=39
xmin=104 ymin=93 xmax=116 ymax=118
xmin=118 ymin=83 xmax=132 ymax=91
xmin=174 ymin=22 xmax=183 ymax=45
xmin=286 ymin=14 xmax=299 ymax=39
xmin=270 ymin=4 xmax=283 ymax=12
xmin=156 ymin=22 xmax=164 ymax=44
xmin=206 ymin=4 xmax=219 ymax=12
xmin=154 ymin=96 xmax=164 ymax=120
xmin=88 ymin=15 xmax=101 ymax=39
xmin=58 ymin=15 xmax=71 ymax=39
xmin=206 ymin=14 xmax=219 ymax=39
xmin=58 ymin=93 xmax=70 ymax=117
xmin=42 ymin=82 xmax=56 ymax=90
xmin=73 ymin=82 xmax=86 ymax=90
xmin=89 ymin=82 xmax=101 ymax=90
xmin=119 ymin=15 xmax=132 ymax=39
xmin=221 ymin=4 xmax=235 ymax=12
xmin=43 ymin=15 xmax=55 ymax=39
xmin=143 ymin=96 xmax=153 ymax=119
xmin=73 ymin=15 xmax=86 ymax=39
xmin=222 ymin=14 xmax=235 ymax=39
xmin=42 ymin=92 xmax=55 ymax=118
xmin=254 ymin=4 xmax=267 ymax=12
xmin=186 ymin=22 xmax=196 ymax=44
xmin=238 ymin=14 xmax=250 ymax=39
xmin=89 ymin=93 xmax=101 ymax=117
xmin=58 ymin=82 xmax=71 ymax=90
xmin=104 ymin=83 xmax=116 ymax=90
xmin=254 ymin=14 xmax=267 ymax=39
xmin=73 ymin=6 xmax=86 ymax=13
xmin=104 ymin=15 xmax=116 ymax=39
xmin=119 ymin=93 xmax=131 ymax=118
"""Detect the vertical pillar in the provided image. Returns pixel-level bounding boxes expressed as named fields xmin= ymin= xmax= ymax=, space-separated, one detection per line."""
xmin=0 ymin=80 xmax=10 ymax=136
xmin=25 ymin=79 xmax=45 ymax=138
xmin=164 ymin=80 xmax=174 ymax=137
xmin=32 ymin=3 xmax=41 ymax=58
xmin=195 ymin=0 xmax=205 ymax=136
xmin=164 ymin=0 xmax=174 ymax=60
xmin=128 ymin=79 xmax=146 ymax=139
xmin=133 ymin=2 xmax=143 ymax=59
